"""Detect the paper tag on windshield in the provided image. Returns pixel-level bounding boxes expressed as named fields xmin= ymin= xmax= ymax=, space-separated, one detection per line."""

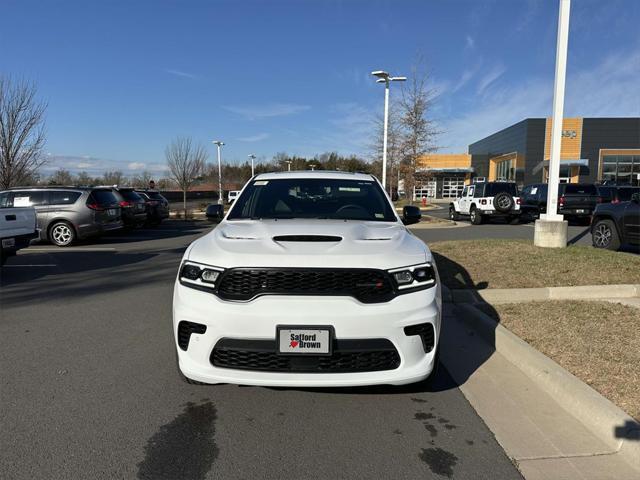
xmin=339 ymin=187 xmax=360 ymax=192
xmin=254 ymin=180 xmax=268 ymax=186
xmin=375 ymin=213 xmax=384 ymax=218
xmin=14 ymin=197 xmax=31 ymax=207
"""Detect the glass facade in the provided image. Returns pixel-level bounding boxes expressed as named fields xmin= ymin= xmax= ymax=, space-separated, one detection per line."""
xmin=496 ymin=159 xmax=515 ymax=181
xmin=602 ymin=155 xmax=640 ymax=186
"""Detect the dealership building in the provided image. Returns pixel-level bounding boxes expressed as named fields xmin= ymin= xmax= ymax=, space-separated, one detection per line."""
xmin=415 ymin=117 xmax=640 ymax=198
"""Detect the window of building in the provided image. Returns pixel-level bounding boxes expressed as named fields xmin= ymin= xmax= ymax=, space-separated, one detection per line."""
xmin=496 ymin=159 xmax=515 ymax=181
xmin=602 ymin=155 xmax=640 ymax=186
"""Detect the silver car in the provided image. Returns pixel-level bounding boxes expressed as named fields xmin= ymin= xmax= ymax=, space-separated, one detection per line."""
xmin=0 ymin=187 xmax=123 ymax=246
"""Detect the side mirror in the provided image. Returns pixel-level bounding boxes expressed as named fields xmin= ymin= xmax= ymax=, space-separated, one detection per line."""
xmin=205 ymin=204 xmax=224 ymax=222
xmin=402 ymin=205 xmax=422 ymax=225
xmin=632 ymin=192 xmax=640 ymax=204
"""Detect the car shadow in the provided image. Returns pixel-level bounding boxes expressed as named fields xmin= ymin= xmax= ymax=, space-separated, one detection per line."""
xmin=614 ymin=420 xmax=640 ymax=441
xmin=0 ymin=247 xmax=184 ymax=304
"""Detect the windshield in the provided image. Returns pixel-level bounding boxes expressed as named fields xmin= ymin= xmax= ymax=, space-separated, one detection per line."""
xmin=227 ymin=178 xmax=397 ymax=221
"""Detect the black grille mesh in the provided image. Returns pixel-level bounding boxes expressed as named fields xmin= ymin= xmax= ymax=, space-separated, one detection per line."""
xmin=211 ymin=338 xmax=401 ymax=373
xmin=177 ymin=321 xmax=207 ymax=351
xmin=216 ymin=268 xmax=394 ymax=303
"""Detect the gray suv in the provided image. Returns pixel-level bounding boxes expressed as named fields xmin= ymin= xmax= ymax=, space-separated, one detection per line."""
xmin=0 ymin=187 xmax=123 ymax=246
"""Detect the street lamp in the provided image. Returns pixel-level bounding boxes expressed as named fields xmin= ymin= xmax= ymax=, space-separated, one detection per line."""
xmin=212 ymin=140 xmax=224 ymax=205
xmin=372 ymin=70 xmax=406 ymax=192
xmin=534 ymin=0 xmax=571 ymax=248
xmin=248 ymin=154 xmax=256 ymax=177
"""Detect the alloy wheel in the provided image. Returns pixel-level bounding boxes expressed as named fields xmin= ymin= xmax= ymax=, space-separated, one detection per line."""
xmin=52 ymin=224 xmax=73 ymax=246
xmin=593 ymin=224 xmax=612 ymax=247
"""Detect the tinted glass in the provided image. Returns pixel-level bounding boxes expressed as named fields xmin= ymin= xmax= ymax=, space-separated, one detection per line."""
xmin=50 ymin=191 xmax=81 ymax=205
xmin=90 ymin=189 xmax=119 ymax=205
xmin=119 ymin=189 xmax=144 ymax=202
xmin=228 ymin=178 xmax=396 ymax=221
xmin=12 ymin=190 xmax=47 ymax=206
xmin=617 ymin=187 xmax=640 ymax=202
xmin=0 ymin=191 xmax=13 ymax=208
xmin=485 ymin=183 xmax=518 ymax=196
xmin=145 ymin=191 xmax=166 ymax=201
xmin=562 ymin=184 xmax=597 ymax=195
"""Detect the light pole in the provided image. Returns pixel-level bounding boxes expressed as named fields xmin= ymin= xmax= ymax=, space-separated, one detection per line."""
xmin=372 ymin=70 xmax=406 ymax=192
xmin=248 ymin=154 xmax=256 ymax=177
xmin=212 ymin=140 xmax=224 ymax=205
xmin=534 ymin=0 xmax=571 ymax=248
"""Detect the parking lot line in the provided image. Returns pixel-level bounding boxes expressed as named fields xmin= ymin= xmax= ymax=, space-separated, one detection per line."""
xmin=21 ymin=247 xmax=117 ymax=253
xmin=3 ymin=264 xmax=57 ymax=267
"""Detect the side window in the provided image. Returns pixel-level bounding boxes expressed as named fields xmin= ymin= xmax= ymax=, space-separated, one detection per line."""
xmin=50 ymin=191 xmax=81 ymax=205
xmin=468 ymin=186 xmax=475 ymax=197
xmin=13 ymin=190 xmax=48 ymax=206
xmin=0 ymin=191 xmax=14 ymax=208
xmin=460 ymin=186 xmax=468 ymax=198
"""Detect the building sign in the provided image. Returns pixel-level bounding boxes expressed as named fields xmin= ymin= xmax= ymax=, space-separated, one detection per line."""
xmin=544 ymin=118 xmax=583 ymax=161
xmin=562 ymin=130 xmax=577 ymax=139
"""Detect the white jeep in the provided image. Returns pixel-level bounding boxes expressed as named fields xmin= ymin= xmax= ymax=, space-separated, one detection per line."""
xmin=449 ymin=181 xmax=521 ymax=225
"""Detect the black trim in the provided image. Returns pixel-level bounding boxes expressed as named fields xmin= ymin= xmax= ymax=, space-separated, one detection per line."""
xmin=177 ymin=321 xmax=207 ymax=351
xmin=211 ymin=337 xmax=401 ymax=373
xmin=272 ymin=235 xmax=342 ymax=242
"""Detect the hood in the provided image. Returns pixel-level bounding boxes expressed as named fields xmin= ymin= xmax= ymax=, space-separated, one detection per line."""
xmin=187 ymin=219 xmax=430 ymax=270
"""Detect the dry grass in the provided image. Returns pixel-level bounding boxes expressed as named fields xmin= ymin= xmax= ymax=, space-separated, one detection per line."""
xmin=488 ymin=301 xmax=640 ymax=421
xmin=430 ymin=239 xmax=640 ymax=289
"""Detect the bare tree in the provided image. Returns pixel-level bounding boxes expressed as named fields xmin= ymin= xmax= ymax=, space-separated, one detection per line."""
xmin=131 ymin=170 xmax=154 ymax=188
xmin=75 ymin=171 xmax=95 ymax=186
xmin=166 ymin=136 xmax=207 ymax=218
xmin=398 ymin=61 xmax=440 ymax=203
xmin=49 ymin=168 xmax=74 ymax=185
xmin=102 ymin=170 xmax=125 ymax=185
xmin=0 ymin=77 xmax=47 ymax=189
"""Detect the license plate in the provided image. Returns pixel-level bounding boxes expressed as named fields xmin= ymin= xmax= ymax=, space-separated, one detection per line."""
xmin=2 ymin=237 xmax=15 ymax=248
xmin=277 ymin=326 xmax=332 ymax=355
xmin=108 ymin=209 xmax=117 ymax=216
xmin=576 ymin=209 xmax=585 ymax=213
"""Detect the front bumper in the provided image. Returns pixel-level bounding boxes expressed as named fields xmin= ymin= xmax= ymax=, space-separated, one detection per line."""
xmin=173 ymin=281 xmax=441 ymax=387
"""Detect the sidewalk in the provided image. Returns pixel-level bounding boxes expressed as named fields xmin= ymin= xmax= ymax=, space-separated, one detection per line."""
xmin=441 ymin=302 xmax=640 ymax=479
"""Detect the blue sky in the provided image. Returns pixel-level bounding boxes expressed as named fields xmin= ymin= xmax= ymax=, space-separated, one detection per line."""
xmin=2 ymin=0 xmax=639 ymax=177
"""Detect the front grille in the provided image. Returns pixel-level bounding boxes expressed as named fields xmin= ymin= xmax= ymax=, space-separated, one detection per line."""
xmin=211 ymin=338 xmax=401 ymax=373
xmin=177 ymin=321 xmax=207 ymax=351
xmin=216 ymin=268 xmax=394 ymax=303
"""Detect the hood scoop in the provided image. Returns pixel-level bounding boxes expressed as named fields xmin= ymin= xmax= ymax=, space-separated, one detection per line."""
xmin=272 ymin=235 xmax=342 ymax=242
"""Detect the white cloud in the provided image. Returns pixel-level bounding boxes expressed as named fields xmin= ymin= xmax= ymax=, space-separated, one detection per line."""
xmin=165 ymin=69 xmax=198 ymax=79
xmin=438 ymin=45 xmax=640 ymax=153
xmin=465 ymin=35 xmax=475 ymax=49
xmin=128 ymin=162 xmax=146 ymax=170
xmin=237 ymin=133 xmax=269 ymax=142
xmin=223 ymin=103 xmax=310 ymax=120
xmin=476 ymin=64 xmax=506 ymax=95
xmin=452 ymin=66 xmax=479 ymax=93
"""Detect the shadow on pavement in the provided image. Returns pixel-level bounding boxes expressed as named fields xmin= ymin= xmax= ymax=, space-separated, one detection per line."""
xmin=1 ymin=247 xmax=184 ymax=305
xmin=614 ymin=420 xmax=640 ymax=441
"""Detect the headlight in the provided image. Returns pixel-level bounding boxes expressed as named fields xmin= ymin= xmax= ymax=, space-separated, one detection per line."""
xmin=179 ymin=261 xmax=224 ymax=290
xmin=388 ymin=263 xmax=436 ymax=291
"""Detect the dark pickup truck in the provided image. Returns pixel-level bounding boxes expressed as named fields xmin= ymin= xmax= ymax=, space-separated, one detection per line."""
xmin=519 ymin=183 xmax=599 ymax=221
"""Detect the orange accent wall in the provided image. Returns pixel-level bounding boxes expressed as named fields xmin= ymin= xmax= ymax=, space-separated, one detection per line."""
xmin=417 ymin=154 xmax=471 ymax=170
xmin=544 ymin=118 xmax=583 ymax=160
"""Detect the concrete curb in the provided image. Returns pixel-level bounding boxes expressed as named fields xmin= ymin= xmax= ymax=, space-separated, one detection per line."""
xmin=449 ymin=284 xmax=640 ymax=304
xmin=455 ymin=302 xmax=640 ymax=472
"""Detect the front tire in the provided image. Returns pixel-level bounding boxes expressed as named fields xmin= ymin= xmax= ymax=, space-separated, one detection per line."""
xmin=592 ymin=219 xmax=620 ymax=251
xmin=49 ymin=221 xmax=76 ymax=247
xmin=470 ymin=207 xmax=483 ymax=225
xmin=449 ymin=205 xmax=460 ymax=221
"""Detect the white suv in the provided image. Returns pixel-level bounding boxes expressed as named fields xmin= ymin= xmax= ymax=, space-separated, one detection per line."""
xmin=173 ymin=171 xmax=441 ymax=387
xmin=449 ymin=181 xmax=521 ymax=225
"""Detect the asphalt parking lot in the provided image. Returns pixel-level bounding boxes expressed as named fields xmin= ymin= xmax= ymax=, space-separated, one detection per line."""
xmin=0 ymin=220 xmax=531 ymax=479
